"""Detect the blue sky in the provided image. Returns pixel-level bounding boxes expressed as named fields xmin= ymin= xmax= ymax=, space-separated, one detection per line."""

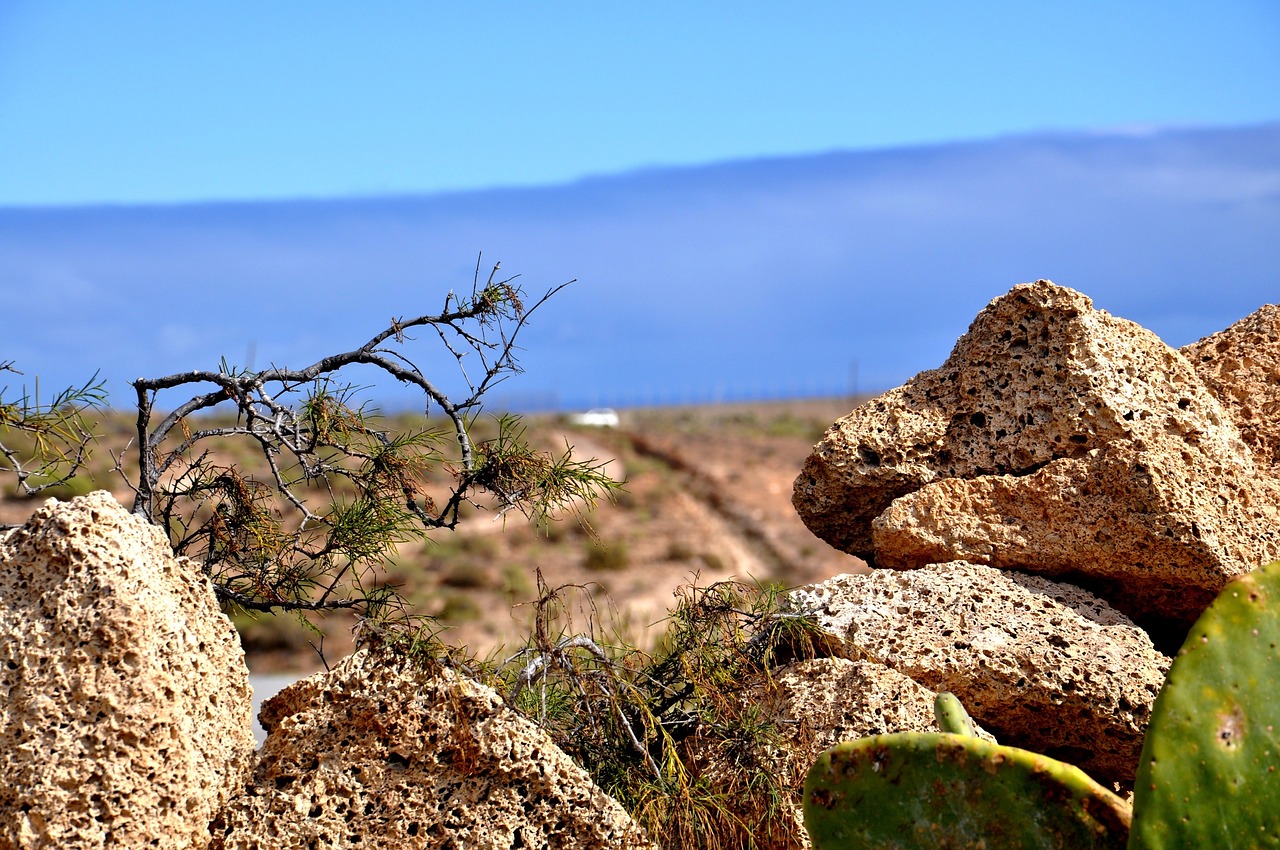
xmin=2 ymin=1 xmax=1278 ymax=206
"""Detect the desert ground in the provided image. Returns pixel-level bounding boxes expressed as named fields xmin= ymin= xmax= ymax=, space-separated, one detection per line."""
xmin=0 ymin=397 xmax=870 ymax=672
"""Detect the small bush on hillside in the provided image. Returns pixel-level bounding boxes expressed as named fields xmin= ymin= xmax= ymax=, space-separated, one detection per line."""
xmin=17 ymin=473 xmax=98 ymax=502
xmin=700 ymin=552 xmax=726 ymax=572
xmin=440 ymin=561 xmax=492 ymax=590
xmin=613 ymin=486 xmax=640 ymax=510
xmin=500 ymin=562 xmax=536 ymax=602
xmin=584 ymin=538 xmax=631 ymax=571
xmin=436 ymin=591 xmax=483 ymax=624
xmin=664 ymin=539 xmax=696 ymax=562
xmin=457 ymin=533 xmax=500 ymax=558
xmin=230 ymin=609 xmax=320 ymax=656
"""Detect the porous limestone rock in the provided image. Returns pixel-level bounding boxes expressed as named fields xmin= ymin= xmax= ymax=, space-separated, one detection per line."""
xmin=793 ymin=280 xmax=1280 ymax=622
xmin=756 ymin=658 xmax=992 ymax=752
xmin=213 ymin=648 xmax=652 ymax=850
xmin=0 ymin=491 xmax=255 ymax=850
xmin=685 ymin=657 xmax=993 ymax=850
xmin=1181 ymin=302 xmax=1280 ymax=470
xmin=787 ymin=563 xmax=1169 ymax=786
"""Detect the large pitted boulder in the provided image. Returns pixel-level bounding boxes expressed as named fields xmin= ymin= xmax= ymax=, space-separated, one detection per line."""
xmin=213 ymin=648 xmax=652 ymax=849
xmin=787 ymin=563 xmax=1169 ymax=786
xmin=0 ymin=492 xmax=255 ymax=850
xmin=1181 ymin=303 xmax=1280 ymax=471
xmin=793 ymin=281 xmax=1280 ymax=622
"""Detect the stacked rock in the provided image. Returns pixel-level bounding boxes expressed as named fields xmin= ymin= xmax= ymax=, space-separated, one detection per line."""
xmin=785 ymin=281 xmax=1279 ymax=787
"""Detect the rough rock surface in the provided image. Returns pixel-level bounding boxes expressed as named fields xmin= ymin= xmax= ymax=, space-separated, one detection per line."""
xmin=213 ymin=648 xmax=652 ymax=850
xmin=686 ymin=657 xmax=993 ymax=850
xmin=0 ymin=492 xmax=255 ymax=850
xmin=787 ymin=563 xmax=1169 ymax=785
xmin=1181 ymin=303 xmax=1280 ymax=471
xmin=793 ymin=281 xmax=1280 ymax=622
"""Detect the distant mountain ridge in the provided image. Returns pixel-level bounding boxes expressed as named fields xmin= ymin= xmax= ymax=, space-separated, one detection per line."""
xmin=2 ymin=123 xmax=1276 ymax=410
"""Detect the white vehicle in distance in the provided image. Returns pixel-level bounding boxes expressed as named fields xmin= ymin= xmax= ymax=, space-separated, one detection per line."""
xmin=568 ymin=408 xmax=620 ymax=428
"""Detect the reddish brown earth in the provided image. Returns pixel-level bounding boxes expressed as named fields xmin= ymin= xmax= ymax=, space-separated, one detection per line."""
xmin=0 ymin=398 xmax=868 ymax=672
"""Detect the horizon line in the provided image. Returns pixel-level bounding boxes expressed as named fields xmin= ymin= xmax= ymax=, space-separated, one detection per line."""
xmin=3 ymin=119 xmax=1273 ymax=213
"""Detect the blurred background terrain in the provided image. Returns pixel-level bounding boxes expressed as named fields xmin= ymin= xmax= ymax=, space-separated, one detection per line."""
xmin=0 ymin=399 xmax=866 ymax=672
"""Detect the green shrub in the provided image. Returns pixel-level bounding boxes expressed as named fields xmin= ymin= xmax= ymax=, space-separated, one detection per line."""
xmin=457 ymin=533 xmax=500 ymax=558
xmin=230 ymin=610 xmax=320 ymax=655
xmin=664 ymin=539 xmax=696 ymax=562
xmin=500 ymin=562 xmax=535 ymax=602
xmin=764 ymin=413 xmax=826 ymax=441
xmin=440 ymin=561 xmax=491 ymax=589
xmin=437 ymin=591 xmax=482 ymax=624
xmin=495 ymin=578 xmax=829 ymax=849
xmin=700 ymin=551 xmax=726 ymax=572
xmin=21 ymin=474 xmax=97 ymax=501
xmin=584 ymin=538 xmax=630 ymax=571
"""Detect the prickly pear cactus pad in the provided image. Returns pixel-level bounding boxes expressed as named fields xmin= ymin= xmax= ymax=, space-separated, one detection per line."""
xmin=803 ymin=733 xmax=1130 ymax=849
xmin=1130 ymin=561 xmax=1280 ymax=849
xmin=934 ymin=691 xmax=978 ymax=737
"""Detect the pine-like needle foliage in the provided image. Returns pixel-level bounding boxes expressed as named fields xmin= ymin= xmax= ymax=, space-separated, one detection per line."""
xmin=124 ymin=263 xmax=619 ymax=621
xmin=0 ymin=362 xmax=105 ymax=502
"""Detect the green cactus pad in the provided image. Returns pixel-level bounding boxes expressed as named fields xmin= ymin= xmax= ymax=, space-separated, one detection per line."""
xmin=934 ymin=691 xmax=978 ymax=737
xmin=804 ymin=733 xmax=1130 ymax=849
xmin=1130 ymin=560 xmax=1280 ymax=849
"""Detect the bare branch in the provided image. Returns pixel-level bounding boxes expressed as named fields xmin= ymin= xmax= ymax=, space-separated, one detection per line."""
xmin=116 ymin=261 xmax=614 ymax=621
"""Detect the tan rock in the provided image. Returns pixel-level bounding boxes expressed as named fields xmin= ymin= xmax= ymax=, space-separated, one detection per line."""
xmin=685 ymin=657 xmax=992 ymax=849
xmin=0 ymin=491 xmax=255 ymax=850
xmin=794 ymin=280 xmax=1280 ymax=621
xmin=1181 ymin=303 xmax=1280 ymax=470
xmin=870 ymin=440 xmax=1276 ymax=620
xmin=787 ymin=563 xmax=1169 ymax=786
xmin=213 ymin=648 xmax=652 ymax=850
